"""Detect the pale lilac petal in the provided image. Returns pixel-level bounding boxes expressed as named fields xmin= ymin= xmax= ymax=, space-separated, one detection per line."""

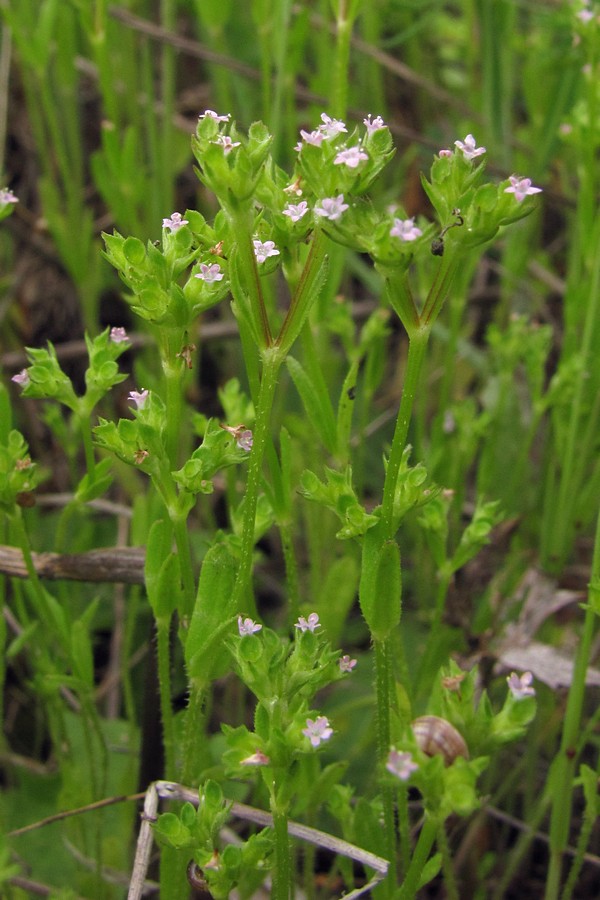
xmin=386 ymin=748 xmax=418 ymax=781
xmin=238 ymin=616 xmax=262 ymax=636
xmin=303 ymin=716 xmax=333 ymax=747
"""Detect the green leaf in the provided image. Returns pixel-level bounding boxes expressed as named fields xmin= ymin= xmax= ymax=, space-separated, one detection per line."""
xmin=286 ymin=355 xmax=338 ymax=455
xmin=417 ymin=852 xmax=443 ymax=889
xmin=359 ymin=524 xmax=402 ymax=640
xmin=74 ymin=457 xmax=114 ymax=503
xmin=185 ymin=540 xmax=238 ymax=684
xmin=145 ymin=519 xmax=179 ymax=620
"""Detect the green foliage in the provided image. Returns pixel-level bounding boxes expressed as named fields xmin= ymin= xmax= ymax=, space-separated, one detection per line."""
xmin=1 ymin=2 xmax=598 ymax=899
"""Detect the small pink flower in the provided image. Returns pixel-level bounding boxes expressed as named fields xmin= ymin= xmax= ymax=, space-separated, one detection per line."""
xmin=199 ymin=109 xmax=231 ymax=122
xmin=577 ymin=9 xmax=595 ymax=23
xmin=236 ymin=429 xmax=253 ymax=452
xmin=221 ymin=423 xmax=252 ymax=450
xmin=253 ymin=240 xmax=280 ymax=263
xmin=299 ymin=129 xmax=325 ymax=148
xmin=0 ymin=188 xmax=18 ymax=205
xmin=214 ymin=135 xmax=241 ymax=155
xmin=282 ymin=200 xmax=309 ymax=222
xmin=364 ymin=114 xmax=386 ymax=134
xmin=162 ymin=212 xmax=188 ymax=233
xmin=109 ymin=327 xmax=129 ymax=343
xmin=238 ymin=616 xmax=262 ymax=636
xmin=504 ymin=176 xmax=542 ymax=202
xmin=295 ymin=612 xmax=320 ymax=633
xmin=386 ymin=748 xmax=418 ymax=781
xmin=314 ymin=194 xmax=349 ymax=221
xmin=128 ymin=389 xmax=149 ymax=410
xmin=438 ymin=149 xmax=453 ymax=158
xmin=319 ymin=113 xmax=347 ymax=139
xmin=507 ymin=671 xmax=536 ymax=699
xmin=240 ymin=749 xmax=270 ymax=766
xmin=454 ymin=134 xmax=486 ymax=160
xmin=334 ymin=146 xmax=368 ymax=169
xmin=11 ymin=369 xmax=30 ymax=387
xmin=390 ymin=217 xmax=422 ymax=241
xmin=339 ymin=655 xmax=357 ymax=673
xmin=303 ymin=716 xmax=333 ymax=747
xmin=195 ymin=263 xmax=224 ymax=283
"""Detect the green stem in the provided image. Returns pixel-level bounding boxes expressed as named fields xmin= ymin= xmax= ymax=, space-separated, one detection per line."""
xmin=398 ymin=815 xmax=438 ymax=899
xmin=542 ymin=197 xmax=600 ymax=570
xmin=381 ymin=328 xmax=429 ymax=538
xmin=545 ymin=503 xmax=600 ymax=899
xmin=181 ymin=681 xmax=209 ymax=786
xmin=280 ymin=521 xmax=300 ymax=625
xmin=171 ymin=514 xmax=196 ymax=621
xmin=156 ymin=616 xmax=176 ymax=779
xmin=233 ymin=347 xmax=283 ymax=613
xmin=79 ymin=414 xmax=97 ymax=482
xmin=272 ymin=805 xmax=292 ymax=900
xmin=10 ymin=508 xmax=47 ymax=608
xmin=374 ymin=638 xmax=397 ymax=894
xmin=159 ymin=0 xmax=175 ymax=215
xmin=396 ymin=782 xmax=411 ymax=880
xmin=331 ymin=2 xmax=353 ymax=119
xmin=163 ymin=353 xmax=186 ymax=468
xmin=415 ymin=569 xmax=452 ymax=700
xmin=437 ymin=820 xmax=459 ymax=900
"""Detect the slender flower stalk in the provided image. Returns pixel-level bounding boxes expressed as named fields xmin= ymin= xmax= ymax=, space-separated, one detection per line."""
xmin=545 ymin=503 xmax=600 ymax=899
xmin=233 ymin=347 xmax=283 ymax=612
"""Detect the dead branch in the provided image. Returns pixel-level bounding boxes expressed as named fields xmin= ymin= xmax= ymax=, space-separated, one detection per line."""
xmin=0 ymin=545 xmax=146 ymax=585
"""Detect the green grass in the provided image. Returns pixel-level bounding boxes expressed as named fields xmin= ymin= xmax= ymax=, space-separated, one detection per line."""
xmin=1 ymin=1 xmax=599 ymax=898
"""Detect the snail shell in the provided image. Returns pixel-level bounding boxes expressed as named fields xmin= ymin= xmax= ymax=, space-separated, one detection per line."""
xmin=411 ymin=715 xmax=469 ymax=765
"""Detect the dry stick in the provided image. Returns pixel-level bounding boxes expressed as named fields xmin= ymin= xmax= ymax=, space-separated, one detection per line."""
xmin=127 ymin=781 xmax=389 ymax=900
xmin=8 ymin=782 xmax=387 ymax=898
xmin=0 ymin=544 xmax=146 ymax=584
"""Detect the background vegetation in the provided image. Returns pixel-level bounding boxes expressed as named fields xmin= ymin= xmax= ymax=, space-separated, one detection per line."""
xmin=1 ymin=1 xmax=599 ymax=897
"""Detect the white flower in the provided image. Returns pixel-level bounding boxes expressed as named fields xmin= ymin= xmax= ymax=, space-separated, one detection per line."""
xmin=364 ymin=114 xmax=386 ymax=134
xmin=454 ymin=134 xmax=486 ymax=160
xmin=195 ymin=263 xmax=224 ymax=283
xmin=386 ymin=748 xmax=418 ymax=781
xmin=303 ymin=716 xmax=333 ymax=747
xmin=295 ymin=613 xmax=320 ymax=633
xmin=162 ymin=212 xmax=188 ymax=233
xmin=253 ymin=240 xmax=280 ymax=263
xmin=334 ymin=146 xmax=368 ymax=169
xmin=238 ymin=616 xmax=262 ymax=636
xmin=282 ymin=201 xmax=309 ymax=222
xmin=314 ymin=194 xmax=349 ymax=221
xmin=507 ymin=671 xmax=536 ymax=699
xmin=504 ymin=176 xmax=542 ymax=202
xmin=390 ymin=217 xmax=422 ymax=241
xmin=128 ymin=389 xmax=149 ymax=410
